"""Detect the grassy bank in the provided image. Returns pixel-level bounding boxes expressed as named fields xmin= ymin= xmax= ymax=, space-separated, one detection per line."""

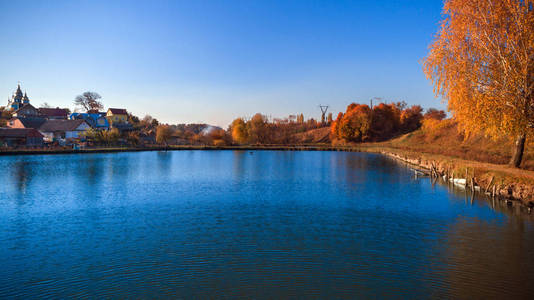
xmin=379 ymin=119 xmax=534 ymax=170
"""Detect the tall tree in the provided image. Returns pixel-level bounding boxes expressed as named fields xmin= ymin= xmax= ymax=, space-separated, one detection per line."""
xmin=74 ymin=92 xmax=104 ymax=112
xmin=156 ymin=125 xmax=173 ymax=146
xmin=424 ymin=0 xmax=534 ymax=167
xmin=231 ymin=118 xmax=248 ymax=144
xmin=337 ymin=104 xmax=372 ymax=142
xmin=247 ymin=113 xmax=268 ymax=144
xmin=400 ymin=105 xmax=424 ymax=133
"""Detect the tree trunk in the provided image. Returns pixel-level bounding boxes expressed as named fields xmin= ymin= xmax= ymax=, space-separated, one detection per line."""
xmin=509 ymin=133 xmax=526 ymax=168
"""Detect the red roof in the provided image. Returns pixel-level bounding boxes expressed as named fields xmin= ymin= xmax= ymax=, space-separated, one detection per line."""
xmin=39 ymin=107 xmax=68 ymax=117
xmin=39 ymin=119 xmax=88 ymax=132
xmin=9 ymin=117 xmax=47 ymax=129
xmin=0 ymin=128 xmax=43 ymax=138
xmin=14 ymin=104 xmax=38 ymax=113
xmin=108 ymin=108 xmax=128 ymax=115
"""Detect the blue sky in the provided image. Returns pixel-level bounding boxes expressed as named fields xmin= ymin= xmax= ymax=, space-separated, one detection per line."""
xmin=0 ymin=0 xmax=444 ymax=127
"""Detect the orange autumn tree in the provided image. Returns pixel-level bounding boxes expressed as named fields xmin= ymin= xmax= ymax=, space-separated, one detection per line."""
xmin=331 ymin=102 xmax=424 ymax=143
xmin=230 ymin=118 xmax=248 ymax=144
xmin=370 ymin=103 xmax=398 ymax=139
xmin=424 ymin=0 xmax=534 ymax=168
xmin=331 ymin=112 xmax=344 ymax=138
xmin=335 ymin=104 xmax=372 ymax=142
xmin=400 ymin=105 xmax=424 ymax=133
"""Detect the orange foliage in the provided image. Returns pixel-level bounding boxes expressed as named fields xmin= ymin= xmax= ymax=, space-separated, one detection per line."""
xmin=423 ymin=0 xmax=534 ymax=167
xmin=400 ymin=105 xmax=424 ymax=133
xmin=424 ymin=108 xmax=446 ymax=120
xmin=421 ymin=118 xmax=458 ymax=143
xmin=330 ymin=112 xmax=344 ymax=138
xmin=331 ymin=102 xmax=424 ymax=143
xmin=209 ymin=128 xmax=231 ymax=146
xmin=229 ymin=113 xmax=325 ymax=145
xmin=230 ymin=118 xmax=248 ymax=144
xmin=338 ymin=104 xmax=372 ymax=142
xmin=371 ymin=103 xmax=398 ymax=139
xmin=247 ymin=113 xmax=268 ymax=144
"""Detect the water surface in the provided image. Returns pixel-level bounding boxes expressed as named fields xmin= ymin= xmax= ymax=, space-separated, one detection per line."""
xmin=0 ymin=151 xmax=533 ymax=298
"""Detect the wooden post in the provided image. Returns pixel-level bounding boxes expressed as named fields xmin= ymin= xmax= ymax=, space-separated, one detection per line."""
xmin=485 ymin=176 xmax=494 ymax=194
xmin=465 ymin=168 xmax=468 ymax=188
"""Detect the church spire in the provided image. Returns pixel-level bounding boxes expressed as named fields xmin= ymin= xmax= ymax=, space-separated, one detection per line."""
xmin=6 ymin=83 xmax=26 ymax=110
xmin=14 ymin=84 xmax=23 ymax=100
xmin=22 ymin=91 xmax=30 ymax=104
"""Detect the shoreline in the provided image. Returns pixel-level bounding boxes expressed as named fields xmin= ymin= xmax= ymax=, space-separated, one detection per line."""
xmin=368 ymin=146 xmax=534 ymax=210
xmin=2 ymin=144 xmax=533 ymax=210
xmin=0 ymin=145 xmax=362 ymax=156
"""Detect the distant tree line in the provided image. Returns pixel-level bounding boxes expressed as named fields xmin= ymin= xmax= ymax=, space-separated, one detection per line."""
xmin=229 ymin=113 xmax=326 ymax=145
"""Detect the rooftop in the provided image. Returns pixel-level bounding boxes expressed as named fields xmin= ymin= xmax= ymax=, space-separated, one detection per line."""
xmin=13 ymin=117 xmax=47 ymax=129
xmin=107 ymin=108 xmax=128 ymax=115
xmin=0 ymin=128 xmax=43 ymax=138
xmin=39 ymin=107 xmax=68 ymax=117
xmin=39 ymin=119 xmax=88 ymax=132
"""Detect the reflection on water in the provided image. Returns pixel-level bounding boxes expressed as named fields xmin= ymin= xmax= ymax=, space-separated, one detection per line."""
xmin=0 ymin=151 xmax=533 ymax=298
xmin=13 ymin=160 xmax=32 ymax=195
xmin=441 ymin=217 xmax=533 ymax=298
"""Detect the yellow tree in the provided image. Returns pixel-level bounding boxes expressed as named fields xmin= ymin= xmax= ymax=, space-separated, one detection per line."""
xmin=156 ymin=125 xmax=173 ymax=146
xmin=424 ymin=0 xmax=534 ymax=167
xmin=230 ymin=118 xmax=248 ymax=144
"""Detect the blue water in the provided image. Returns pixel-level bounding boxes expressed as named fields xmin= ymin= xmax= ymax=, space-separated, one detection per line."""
xmin=0 ymin=150 xmax=533 ymax=298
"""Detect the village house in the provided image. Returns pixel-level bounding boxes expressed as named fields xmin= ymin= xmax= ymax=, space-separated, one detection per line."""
xmin=7 ymin=117 xmax=46 ymax=129
xmin=106 ymin=108 xmax=133 ymax=131
xmin=2 ymin=84 xmax=137 ymax=142
xmin=69 ymin=112 xmax=109 ymax=130
xmin=106 ymin=108 xmax=128 ymax=124
xmin=12 ymin=103 xmax=41 ymax=118
xmin=39 ymin=107 xmax=69 ymax=119
xmin=38 ymin=119 xmax=91 ymax=142
xmin=0 ymin=128 xmax=44 ymax=147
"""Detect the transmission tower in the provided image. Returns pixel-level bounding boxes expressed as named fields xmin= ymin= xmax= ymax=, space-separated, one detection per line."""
xmin=319 ymin=105 xmax=329 ymax=125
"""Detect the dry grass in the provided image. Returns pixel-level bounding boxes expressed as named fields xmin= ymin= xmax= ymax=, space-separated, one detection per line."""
xmin=364 ymin=145 xmax=534 ymax=186
xmin=380 ymin=120 xmax=534 ymax=170
xmin=292 ymin=127 xmax=331 ymax=143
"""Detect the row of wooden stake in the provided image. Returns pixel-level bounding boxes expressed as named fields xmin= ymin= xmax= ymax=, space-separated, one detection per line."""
xmin=429 ymin=162 xmax=495 ymax=195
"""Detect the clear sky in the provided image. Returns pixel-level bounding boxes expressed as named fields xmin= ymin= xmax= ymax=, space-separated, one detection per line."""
xmin=0 ymin=0 xmax=445 ymax=127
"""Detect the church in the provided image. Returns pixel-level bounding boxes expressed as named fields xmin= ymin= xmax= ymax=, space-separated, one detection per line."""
xmin=6 ymin=83 xmax=31 ymax=110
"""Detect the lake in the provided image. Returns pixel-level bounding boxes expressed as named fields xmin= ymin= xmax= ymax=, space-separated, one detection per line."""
xmin=0 ymin=150 xmax=533 ymax=298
